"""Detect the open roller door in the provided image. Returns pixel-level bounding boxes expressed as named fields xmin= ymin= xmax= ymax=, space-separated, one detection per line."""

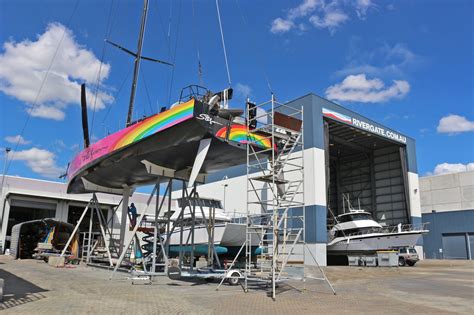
xmin=324 ymin=119 xmax=411 ymax=227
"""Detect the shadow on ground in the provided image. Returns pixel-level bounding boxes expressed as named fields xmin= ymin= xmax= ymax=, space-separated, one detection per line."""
xmin=0 ymin=269 xmax=48 ymax=310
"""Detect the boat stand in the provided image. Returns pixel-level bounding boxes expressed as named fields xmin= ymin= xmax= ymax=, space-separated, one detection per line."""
xmin=109 ymin=175 xmax=222 ymax=282
xmin=58 ymin=193 xmax=116 ymax=268
xmin=110 ymin=183 xmax=161 ymax=278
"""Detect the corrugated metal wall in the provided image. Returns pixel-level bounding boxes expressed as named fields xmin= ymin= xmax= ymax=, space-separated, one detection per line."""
xmin=373 ymin=146 xmax=409 ymax=225
xmin=328 ymin=145 xmax=409 ymax=226
xmin=329 ymin=152 xmax=373 ymax=214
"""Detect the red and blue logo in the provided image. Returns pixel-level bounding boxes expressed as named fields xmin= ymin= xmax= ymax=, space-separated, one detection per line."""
xmin=322 ymin=108 xmax=352 ymax=124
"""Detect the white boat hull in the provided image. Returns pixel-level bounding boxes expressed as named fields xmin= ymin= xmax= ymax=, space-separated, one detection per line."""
xmin=167 ymin=223 xmax=259 ymax=247
xmin=327 ymin=231 xmax=426 ymax=254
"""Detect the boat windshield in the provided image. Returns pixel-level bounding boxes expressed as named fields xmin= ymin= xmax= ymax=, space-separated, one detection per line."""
xmin=337 ymin=213 xmax=373 ymax=223
xmin=334 ymin=226 xmax=382 ymax=238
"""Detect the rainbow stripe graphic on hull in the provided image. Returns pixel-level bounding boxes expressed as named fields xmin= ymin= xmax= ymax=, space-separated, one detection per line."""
xmin=216 ymin=124 xmax=272 ymax=149
xmin=113 ymin=100 xmax=194 ymax=150
xmin=68 ymin=100 xmax=195 ymax=178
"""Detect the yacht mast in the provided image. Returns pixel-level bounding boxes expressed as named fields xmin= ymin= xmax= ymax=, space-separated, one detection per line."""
xmin=126 ymin=0 xmax=149 ymax=126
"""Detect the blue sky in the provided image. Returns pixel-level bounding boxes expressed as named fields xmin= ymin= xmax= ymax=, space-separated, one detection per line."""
xmin=0 ymin=0 xmax=473 ymax=182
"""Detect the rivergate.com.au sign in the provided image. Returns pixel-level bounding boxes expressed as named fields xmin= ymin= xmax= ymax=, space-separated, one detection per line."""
xmin=322 ymin=108 xmax=407 ymax=144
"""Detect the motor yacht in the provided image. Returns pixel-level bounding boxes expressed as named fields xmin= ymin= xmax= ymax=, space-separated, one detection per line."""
xmin=327 ymin=209 xmax=428 ymax=255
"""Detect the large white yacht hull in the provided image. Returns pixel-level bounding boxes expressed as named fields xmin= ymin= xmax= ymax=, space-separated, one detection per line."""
xmin=327 ymin=231 xmax=426 ymax=254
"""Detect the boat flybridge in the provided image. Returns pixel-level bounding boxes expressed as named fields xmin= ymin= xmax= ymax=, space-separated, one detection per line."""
xmin=327 ymin=209 xmax=429 ymax=255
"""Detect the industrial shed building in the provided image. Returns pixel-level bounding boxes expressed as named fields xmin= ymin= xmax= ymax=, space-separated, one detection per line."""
xmin=194 ymin=93 xmax=422 ymax=266
xmin=0 ymin=176 xmax=174 ymax=254
xmin=420 ymin=170 xmax=474 ymax=260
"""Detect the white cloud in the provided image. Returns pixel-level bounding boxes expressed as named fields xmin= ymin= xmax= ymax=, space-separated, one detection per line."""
xmin=288 ymin=0 xmax=320 ymax=20
xmin=437 ymin=114 xmax=474 ymax=134
xmin=70 ymin=143 xmax=80 ymax=153
xmin=428 ymin=162 xmax=474 ymax=176
xmin=235 ymin=83 xmax=252 ymax=99
xmin=270 ymin=18 xmax=295 ymax=34
xmin=309 ymin=9 xmax=349 ymax=33
xmin=9 ymin=147 xmax=64 ymax=179
xmin=355 ymin=0 xmax=374 ymax=19
xmin=337 ymin=42 xmax=420 ymax=78
xmin=270 ymin=0 xmax=374 ymax=34
xmin=0 ymin=23 xmax=113 ymax=120
xmin=27 ymin=104 xmax=66 ymax=120
xmin=52 ymin=139 xmax=68 ymax=153
xmin=5 ymin=135 xmax=31 ymax=145
xmin=325 ymin=74 xmax=410 ymax=103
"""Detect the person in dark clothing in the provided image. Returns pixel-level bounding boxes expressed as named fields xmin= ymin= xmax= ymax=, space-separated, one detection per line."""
xmin=128 ymin=203 xmax=137 ymax=227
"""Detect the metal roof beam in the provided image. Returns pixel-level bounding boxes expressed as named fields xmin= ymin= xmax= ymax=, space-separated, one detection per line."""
xmin=329 ymin=134 xmax=372 ymax=152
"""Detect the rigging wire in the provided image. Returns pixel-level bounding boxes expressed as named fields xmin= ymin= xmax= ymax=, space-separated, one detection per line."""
xmin=140 ymin=68 xmax=154 ymax=115
xmin=107 ymin=0 xmax=122 ymax=41
xmin=215 ymin=0 xmax=232 ymax=87
xmin=152 ymin=0 xmax=173 ymax=110
xmin=152 ymin=0 xmax=172 ymax=55
xmin=89 ymin=0 xmax=117 ymax=139
xmin=163 ymin=0 xmax=174 ymax=106
xmin=166 ymin=0 xmax=182 ymax=106
xmin=101 ymin=63 xmax=134 ymax=125
xmin=4 ymin=0 xmax=81 ymax=176
xmin=127 ymin=0 xmax=151 ymax=126
xmin=167 ymin=0 xmax=173 ymax=38
xmin=191 ymin=0 xmax=203 ymax=85
xmin=235 ymin=0 xmax=273 ymax=94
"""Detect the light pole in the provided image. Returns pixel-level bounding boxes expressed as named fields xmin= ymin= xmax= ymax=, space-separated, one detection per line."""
xmin=223 ymin=184 xmax=228 ymax=211
xmin=0 ymin=147 xmax=11 ymax=253
xmin=222 ymin=175 xmax=228 ymax=212
xmin=0 ymin=147 xmax=10 ymax=193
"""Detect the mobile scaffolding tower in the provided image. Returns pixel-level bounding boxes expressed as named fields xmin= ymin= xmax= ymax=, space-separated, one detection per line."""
xmin=242 ymin=96 xmax=335 ymax=299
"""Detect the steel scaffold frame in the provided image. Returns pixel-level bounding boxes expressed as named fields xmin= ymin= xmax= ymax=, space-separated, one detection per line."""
xmin=244 ymin=96 xmax=305 ymax=299
xmin=109 ymin=178 xmax=222 ymax=281
xmin=59 ymin=173 xmax=222 ymax=284
xmin=242 ymin=96 xmax=335 ymax=299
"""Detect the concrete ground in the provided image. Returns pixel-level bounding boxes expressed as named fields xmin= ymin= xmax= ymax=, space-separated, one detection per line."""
xmin=0 ymin=255 xmax=472 ymax=314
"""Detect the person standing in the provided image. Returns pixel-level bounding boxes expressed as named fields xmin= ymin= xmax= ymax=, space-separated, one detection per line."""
xmin=128 ymin=203 xmax=137 ymax=227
